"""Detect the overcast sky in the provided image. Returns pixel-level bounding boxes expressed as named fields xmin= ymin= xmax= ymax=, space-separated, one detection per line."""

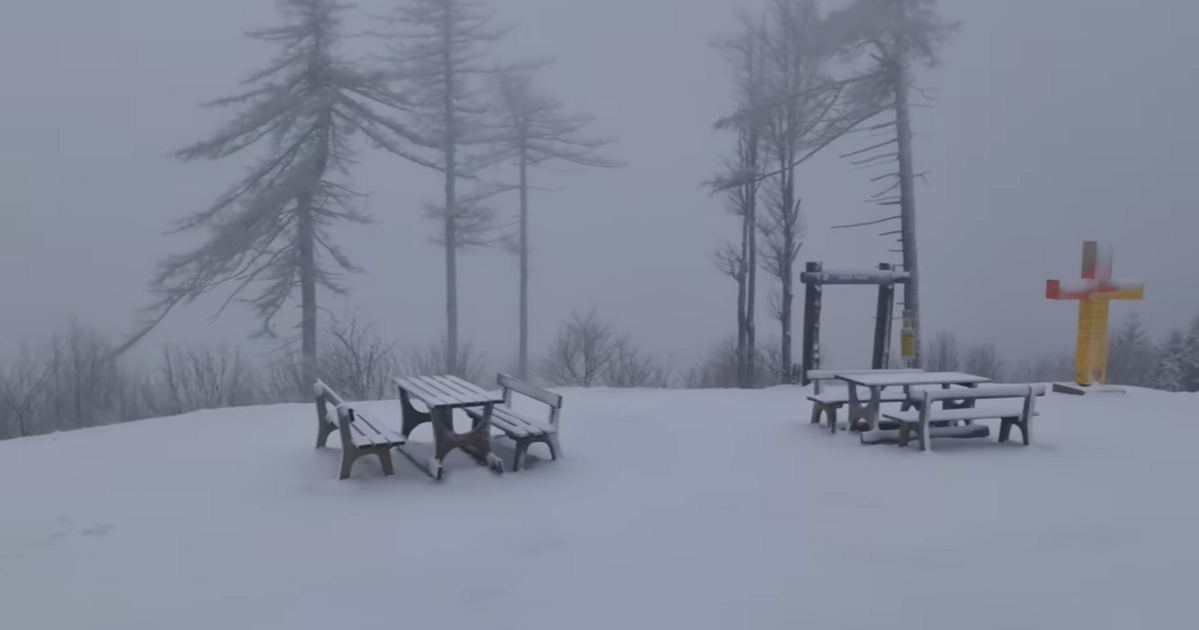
xmin=2 ymin=0 xmax=1197 ymax=372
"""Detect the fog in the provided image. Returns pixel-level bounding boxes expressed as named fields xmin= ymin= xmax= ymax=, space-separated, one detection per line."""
xmin=3 ymin=0 xmax=1196 ymax=372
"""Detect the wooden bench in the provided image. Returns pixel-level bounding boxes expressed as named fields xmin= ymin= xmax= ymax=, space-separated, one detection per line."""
xmin=466 ymin=374 xmax=563 ymax=472
xmin=806 ymin=368 xmax=922 ymax=430
xmin=879 ymin=384 xmax=1046 ymax=452
xmin=314 ymin=380 xmax=406 ymax=480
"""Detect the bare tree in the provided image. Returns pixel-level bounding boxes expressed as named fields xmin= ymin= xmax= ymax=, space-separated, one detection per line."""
xmin=964 ymin=342 xmax=1004 ymax=381
xmin=604 ymin=344 xmax=673 ymax=389
xmin=317 ymin=310 xmax=400 ymax=399
xmin=121 ymin=0 xmax=418 ymax=391
xmin=923 ymin=330 xmax=960 ymax=372
xmin=151 ymin=345 xmax=262 ymax=416
xmin=402 ymin=338 xmax=487 ymax=386
xmin=0 ymin=347 xmax=50 ymax=439
xmin=491 ymin=70 xmax=622 ymax=380
xmin=539 ymin=310 xmax=624 ymax=387
xmin=377 ymin=0 xmax=519 ymax=375
xmin=711 ymin=12 xmax=768 ymax=389
xmin=756 ymin=0 xmax=844 ymax=382
xmin=825 ymin=0 xmax=958 ymax=368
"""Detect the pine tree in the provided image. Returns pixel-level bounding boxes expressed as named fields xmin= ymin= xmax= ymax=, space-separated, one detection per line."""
xmin=824 ymin=0 xmax=958 ymax=367
xmin=377 ymin=0 xmax=516 ymax=376
xmin=124 ymin=0 xmax=418 ymax=390
xmin=1154 ymin=330 xmax=1187 ymax=392
xmin=1108 ymin=313 xmax=1157 ymax=387
xmin=491 ymin=70 xmax=621 ymax=380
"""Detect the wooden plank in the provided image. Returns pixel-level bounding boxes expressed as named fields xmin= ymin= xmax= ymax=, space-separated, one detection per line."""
xmin=352 ymin=413 xmax=406 ymax=445
xmin=860 ymin=425 xmax=991 ymax=445
xmin=493 ymin=407 xmax=550 ymax=436
xmin=393 ymin=377 xmax=452 ymax=407
xmin=497 ymin=373 xmax=563 ymax=408
xmin=837 ymin=371 xmax=991 ymax=388
xmin=883 ymin=406 xmax=1034 ymax=424
xmin=806 ymin=368 xmax=921 ymax=381
xmin=808 ymin=392 xmax=908 ymax=405
xmin=416 ymin=376 xmax=473 ymax=405
xmin=426 ymin=375 xmax=492 ymax=405
xmin=489 ymin=415 xmax=533 ymax=438
xmin=436 ymin=375 xmax=503 ymax=404
xmin=917 ymin=383 xmax=1046 ymax=402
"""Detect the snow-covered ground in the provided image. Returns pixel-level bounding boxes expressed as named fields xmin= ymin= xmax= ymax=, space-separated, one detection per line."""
xmin=1 ymin=385 xmax=1197 ymax=629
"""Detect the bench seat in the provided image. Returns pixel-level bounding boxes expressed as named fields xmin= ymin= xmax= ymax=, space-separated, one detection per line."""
xmin=860 ymin=424 xmax=992 ymax=445
xmin=882 ymin=406 xmax=1036 ymax=425
xmin=485 ymin=406 xmax=555 ymax=438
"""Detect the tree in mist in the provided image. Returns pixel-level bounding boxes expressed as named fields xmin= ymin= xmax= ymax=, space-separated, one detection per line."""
xmin=491 ymin=70 xmax=621 ymax=380
xmin=711 ymin=12 xmax=768 ymax=389
xmin=963 ymin=341 xmax=1004 ymax=381
xmin=539 ymin=310 xmax=622 ymax=387
xmin=1107 ymin=313 xmax=1157 ymax=387
xmin=377 ymin=0 xmax=518 ymax=376
xmin=125 ymin=0 xmax=419 ymax=391
xmin=756 ymin=0 xmax=841 ymax=377
xmin=923 ymin=330 xmax=959 ymax=372
xmin=153 ymin=345 xmax=261 ymax=416
xmin=825 ymin=0 xmax=958 ymax=368
xmin=1154 ymin=330 xmax=1188 ymax=392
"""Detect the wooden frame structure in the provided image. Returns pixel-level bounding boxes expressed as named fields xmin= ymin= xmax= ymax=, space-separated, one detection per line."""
xmin=799 ymin=262 xmax=910 ymax=385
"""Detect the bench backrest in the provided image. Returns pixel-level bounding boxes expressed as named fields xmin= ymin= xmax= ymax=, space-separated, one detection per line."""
xmin=496 ymin=373 xmax=563 ymax=427
xmin=807 ymin=368 xmax=923 ymax=394
xmin=919 ymin=383 xmax=1046 ymax=402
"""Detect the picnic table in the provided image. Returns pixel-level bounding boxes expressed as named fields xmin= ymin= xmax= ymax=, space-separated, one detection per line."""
xmin=835 ymin=370 xmax=992 ymax=431
xmin=392 ymin=374 xmax=506 ymax=480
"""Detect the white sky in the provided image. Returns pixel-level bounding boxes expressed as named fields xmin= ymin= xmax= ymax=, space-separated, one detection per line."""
xmin=2 ymin=0 xmax=1196 ymax=371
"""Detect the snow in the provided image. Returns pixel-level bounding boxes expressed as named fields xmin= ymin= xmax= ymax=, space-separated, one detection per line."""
xmin=3 ymin=386 xmax=1199 ymax=629
xmin=838 ymin=370 xmax=991 ymax=386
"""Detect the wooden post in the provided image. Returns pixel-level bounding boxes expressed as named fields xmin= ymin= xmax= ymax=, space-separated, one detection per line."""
xmin=873 ymin=263 xmax=895 ymax=369
xmin=801 ymin=261 xmax=822 ymax=385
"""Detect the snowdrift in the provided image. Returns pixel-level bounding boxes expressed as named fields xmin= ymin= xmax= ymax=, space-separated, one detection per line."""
xmin=1 ymin=386 xmax=1196 ymax=629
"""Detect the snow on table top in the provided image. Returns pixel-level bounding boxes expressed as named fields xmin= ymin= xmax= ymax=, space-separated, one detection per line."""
xmin=392 ymin=374 xmax=502 ymax=408
xmin=837 ymin=370 xmax=992 ymax=387
xmin=2 ymin=386 xmax=1197 ymax=630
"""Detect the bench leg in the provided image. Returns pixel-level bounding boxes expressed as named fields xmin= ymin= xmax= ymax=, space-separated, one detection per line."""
xmin=546 ymin=434 xmax=562 ymax=461
xmin=897 ymin=423 xmax=911 ymax=448
xmin=999 ymin=417 xmax=1014 ymax=443
xmin=809 ymin=404 xmax=822 ymax=425
xmin=339 ymin=447 xmax=359 ymax=481
xmin=827 ymin=406 xmax=840 ymax=433
xmin=512 ymin=440 xmax=530 ymax=472
xmin=917 ymin=420 xmax=929 ymax=452
xmin=317 ymin=421 xmax=335 ymax=449
xmin=377 ymin=448 xmax=396 ymax=477
xmin=999 ymin=416 xmax=1031 ymax=445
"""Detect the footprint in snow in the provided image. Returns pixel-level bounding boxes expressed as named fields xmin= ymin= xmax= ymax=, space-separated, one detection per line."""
xmin=82 ymin=524 xmax=116 ymax=537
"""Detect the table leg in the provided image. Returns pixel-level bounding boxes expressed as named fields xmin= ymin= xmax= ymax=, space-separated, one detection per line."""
xmin=399 ymin=390 xmax=430 ymax=439
xmin=429 ymin=404 xmax=504 ymax=480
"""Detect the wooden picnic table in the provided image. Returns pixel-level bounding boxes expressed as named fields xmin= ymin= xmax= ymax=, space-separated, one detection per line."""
xmin=835 ymin=371 xmax=992 ymax=432
xmin=392 ymin=374 xmax=506 ymax=480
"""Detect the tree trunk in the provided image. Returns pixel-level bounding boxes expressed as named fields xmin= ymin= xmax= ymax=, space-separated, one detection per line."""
xmin=297 ymin=191 xmax=318 ymax=392
xmin=735 ymin=208 xmax=749 ymax=387
xmin=518 ymin=149 xmax=530 ymax=380
xmin=441 ymin=17 xmax=459 ymax=376
xmin=893 ymin=58 xmax=922 ymax=368
xmin=745 ymin=185 xmax=758 ymax=387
